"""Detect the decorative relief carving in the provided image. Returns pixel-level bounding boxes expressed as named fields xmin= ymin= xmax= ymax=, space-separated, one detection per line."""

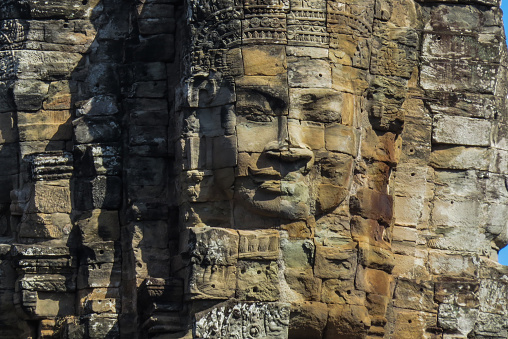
xmin=195 ymin=301 xmax=290 ymax=339
xmin=287 ymin=0 xmax=328 ymax=46
xmin=0 ymin=19 xmax=25 ymax=80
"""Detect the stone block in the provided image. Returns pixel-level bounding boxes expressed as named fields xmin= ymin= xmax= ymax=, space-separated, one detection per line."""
xmin=185 ymin=226 xmax=239 ymax=265
xmin=35 ymin=292 xmax=75 ymax=317
xmin=391 ymin=254 xmax=431 ymax=282
xmin=180 ymin=170 xmax=228 ymax=203
xmin=393 ymin=196 xmax=424 ymax=227
xmin=187 ymin=264 xmax=236 ymax=300
xmin=0 ymin=112 xmax=17 ymax=144
xmin=182 ymin=76 xmax=235 ymax=108
xmin=324 ymin=304 xmax=370 ymax=339
xmin=74 ymin=144 xmax=121 ymax=177
xmin=430 ymin=146 xmax=492 ymax=170
xmin=18 ymin=212 xmax=72 ymax=240
xmin=288 ymin=88 xmax=343 ymax=123
xmin=137 ymin=3 xmax=174 ymax=18
xmin=438 ymin=304 xmax=478 ymax=336
xmin=77 ymin=263 xmax=122 ymax=289
xmin=392 ymin=226 xmax=417 ymax=242
xmin=73 ymin=116 xmax=120 ymax=144
xmin=361 ymin=129 xmax=400 ymax=164
xmin=126 ymin=221 xmax=169 ymax=250
xmin=284 ymin=268 xmax=322 ymax=301
xmin=432 ymin=114 xmax=491 ymax=146
xmin=73 ymin=176 xmax=122 ymax=211
xmin=289 ymin=302 xmax=328 ymax=339
xmin=18 ymin=110 xmax=72 ymax=141
xmin=428 ymin=251 xmax=477 ymax=278
xmin=314 ymin=242 xmax=357 ymax=279
xmin=27 ymin=180 xmax=72 ymax=214
xmin=243 ymin=45 xmax=286 ymax=76
xmin=281 ymin=219 xmax=313 ymax=239
xmin=16 ymin=50 xmax=82 ymax=80
xmin=239 ymin=229 xmax=279 ymax=260
xmin=19 ymin=274 xmax=75 ymax=292
xmin=236 ymin=117 xmax=278 ymax=152
xmin=43 ymin=80 xmax=74 ymax=110
xmin=281 ymin=238 xmax=313 ymax=269
xmin=331 ymin=64 xmax=369 ymax=95
xmin=131 ymin=34 xmax=175 ymax=62
xmin=129 ymin=80 xmax=167 ymax=98
xmin=473 ymin=311 xmax=508 ymax=338
xmin=434 ymin=279 xmax=479 ymax=307
xmin=431 ymin=199 xmax=480 ymax=228
xmin=13 ymin=80 xmax=49 ymax=111
xmin=236 ymin=260 xmax=279 ymax=301
xmin=355 ymin=266 xmax=392 ymax=296
xmin=329 ymin=33 xmax=370 ymax=68
xmin=80 ymin=241 xmax=120 ymax=265
xmin=76 ymin=95 xmax=119 ymax=117
xmin=212 ymin=135 xmax=237 ymax=168
xmin=181 ymin=201 xmax=232 ymax=229
xmin=321 ymin=279 xmax=365 ymax=305
xmin=86 ymin=314 xmax=119 ymax=339
xmin=76 ymin=209 xmax=120 ymax=243
xmin=421 ymin=58 xmax=498 ymax=94
xmin=78 ymin=288 xmax=120 ymax=315
xmin=357 ymin=242 xmax=394 ymax=272
xmin=138 ymin=17 xmax=176 ymax=35
xmin=129 ymin=125 xmax=168 ymax=156
xmin=288 ymin=58 xmax=331 ymax=88
xmin=393 ymin=279 xmax=436 ymax=312
xmin=388 ymin=308 xmax=430 ymax=339
xmin=293 ymin=120 xmax=325 ymax=150
xmin=350 ymin=188 xmax=393 ymax=225
xmin=127 ymin=157 xmax=166 ymax=186
xmin=325 ymin=123 xmax=359 ymax=156
xmin=315 ymin=214 xmax=351 ymax=246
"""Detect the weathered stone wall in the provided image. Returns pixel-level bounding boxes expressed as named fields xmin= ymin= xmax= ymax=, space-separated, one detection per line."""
xmin=0 ymin=0 xmax=506 ymax=338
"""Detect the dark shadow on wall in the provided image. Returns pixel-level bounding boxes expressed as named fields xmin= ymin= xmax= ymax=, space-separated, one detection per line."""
xmin=0 ymin=0 xmax=181 ymax=337
xmin=0 ymin=0 xmax=127 ymax=337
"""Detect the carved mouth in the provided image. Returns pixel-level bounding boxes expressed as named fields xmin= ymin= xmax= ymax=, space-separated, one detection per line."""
xmin=248 ymin=167 xmax=281 ymax=178
xmin=248 ymin=167 xmax=306 ymax=196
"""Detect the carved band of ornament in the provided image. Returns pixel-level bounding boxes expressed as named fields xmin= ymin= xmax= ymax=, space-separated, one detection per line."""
xmin=288 ymin=24 xmax=327 ymax=33
xmin=289 ymin=9 xmax=326 ymax=21
xmin=194 ymin=23 xmax=242 ymax=50
xmin=244 ymin=0 xmax=290 ymax=9
xmin=327 ymin=15 xmax=371 ymax=36
xmin=29 ymin=152 xmax=73 ymax=181
xmin=244 ymin=7 xmax=289 ymax=15
xmin=195 ymin=7 xmax=244 ymax=22
xmin=288 ymin=32 xmax=330 ymax=45
xmin=245 ymin=16 xmax=285 ymax=28
xmin=243 ymin=30 xmax=288 ymax=43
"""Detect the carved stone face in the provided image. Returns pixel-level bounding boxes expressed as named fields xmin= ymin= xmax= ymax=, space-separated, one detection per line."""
xmin=233 ymin=74 xmax=354 ymax=222
xmin=179 ymin=45 xmax=359 ymax=227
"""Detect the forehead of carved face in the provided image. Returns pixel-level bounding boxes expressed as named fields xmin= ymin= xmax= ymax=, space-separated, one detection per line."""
xmin=179 ymin=44 xmax=359 ymax=227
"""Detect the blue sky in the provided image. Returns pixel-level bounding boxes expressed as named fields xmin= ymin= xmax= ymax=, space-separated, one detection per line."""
xmin=498 ymin=3 xmax=508 ymax=265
